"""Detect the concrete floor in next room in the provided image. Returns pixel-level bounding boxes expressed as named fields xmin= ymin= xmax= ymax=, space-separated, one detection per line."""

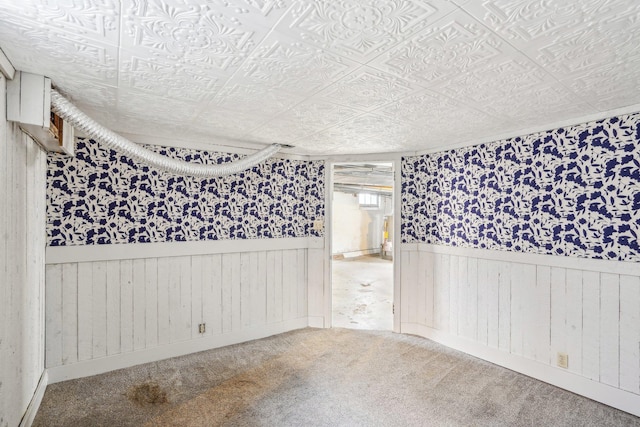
xmin=332 ymin=255 xmax=393 ymax=330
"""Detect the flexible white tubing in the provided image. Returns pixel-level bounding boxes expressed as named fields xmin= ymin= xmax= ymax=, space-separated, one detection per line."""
xmin=50 ymin=89 xmax=283 ymax=177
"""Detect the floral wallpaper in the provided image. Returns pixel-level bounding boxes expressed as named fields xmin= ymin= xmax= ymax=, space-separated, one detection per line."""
xmin=47 ymin=139 xmax=324 ymax=246
xmin=402 ymin=112 xmax=640 ymax=262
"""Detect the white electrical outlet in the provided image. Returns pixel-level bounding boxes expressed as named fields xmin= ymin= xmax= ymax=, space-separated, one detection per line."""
xmin=198 ymin=323 xmax=206 ymax=334
xmin=557 ymin=352 xmax=568 ymax=369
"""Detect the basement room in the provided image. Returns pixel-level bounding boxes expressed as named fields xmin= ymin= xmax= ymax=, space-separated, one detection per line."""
xmin=1 ymin=1 xmax=639 ymax=426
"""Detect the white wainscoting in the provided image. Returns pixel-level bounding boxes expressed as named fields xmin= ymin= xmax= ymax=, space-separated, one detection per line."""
xmin=1 ymin=75 xmax=47 ymax=427
xmin=45 ymin=238 xmax=326 ymax=383
xmin=400 ymin=243 xmax=640 ymax=417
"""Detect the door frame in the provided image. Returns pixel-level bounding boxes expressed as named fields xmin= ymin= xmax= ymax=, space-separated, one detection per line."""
xmin=323 ymin=156 xmax=402 ymax=332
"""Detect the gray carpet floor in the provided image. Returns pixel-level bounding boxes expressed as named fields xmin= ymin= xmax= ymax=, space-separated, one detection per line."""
xmin=34 ymin=328 xmax=640 ymax=426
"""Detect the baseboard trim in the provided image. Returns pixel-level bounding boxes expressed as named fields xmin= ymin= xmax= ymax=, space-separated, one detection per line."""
xmin=401 ymin=322 xmax=640 ymax=418
xmin=19 ymin=370 xmax=48 ymax=427
xmin=47 ymin=318 xmax=308 ymax=384
xmin=307 ymin=316 xmax=325 ymax=328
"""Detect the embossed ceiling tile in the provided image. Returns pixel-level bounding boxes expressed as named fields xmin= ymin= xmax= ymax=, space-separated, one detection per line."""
xmin=120 ymin=0 xmax=283 ymax=73
xmin=462 ymin=0 xmax=640 ymax=77
xmin=54 ymin=78 xmax=118 ymax=111
xmin=119 ymin=50 xmax=226 ymax=103
xmin=116 ymin=91 xmax=202 ymax=130
xmin=316 ymin=66 xmax=418 ymax=111
xmin=212 ymin=83 xmax=304 ymax=115
xmin=368 ymin=10 xmax=519 ymax=86
xmin=274 ymin=98 xmax=363 ymax=128
xmin=274 ymin=0 xmax=457 ymax=63
xmin=429 ymin=57 xmax=565 ymax=116
xmin=231 ymin=31 xmax=360 ymax=96
xmin=0 ymin=0 xmax=120 ymax=45
xmin=293 ymin=113 xmax=411 ymax=154
xmin=248 ymin=99 xmax=363 ymax=144
xmin=0 ymin=19 xmax=118 ymax=85
xmin=560 ymin=59 xmax=640 ymax=111
xmin=192 ymin=105 xmax=276 ymax=137
xmin=373 ymin=88 xmax=499 ymax=127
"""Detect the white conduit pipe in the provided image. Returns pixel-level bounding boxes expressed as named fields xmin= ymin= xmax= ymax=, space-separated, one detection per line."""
xmin=50 ymin=89 xmax=283 ymax=177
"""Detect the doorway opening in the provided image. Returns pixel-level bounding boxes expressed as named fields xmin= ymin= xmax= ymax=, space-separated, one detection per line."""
xmin=331 ymin=162 xmax=394 ymax=331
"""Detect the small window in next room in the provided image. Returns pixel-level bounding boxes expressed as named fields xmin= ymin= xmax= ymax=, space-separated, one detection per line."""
xmin=358 ymin=192 xmax=379 ymax=209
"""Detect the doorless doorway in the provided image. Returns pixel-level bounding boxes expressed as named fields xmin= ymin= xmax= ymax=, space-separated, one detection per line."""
xmin=330 ymin=162 xmax=394 ymax=330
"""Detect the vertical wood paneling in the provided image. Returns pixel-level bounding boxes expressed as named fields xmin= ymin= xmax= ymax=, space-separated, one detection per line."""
xmin=582 ymin=271 xmax=600 ymax=381
xmin=45 ymin=265 xmax=62 ymax=367
xmin=78 ymin=263 xmax=94 ymax=360
xmin=550 ymin=267 xmax=567 ymax=366
xmin=92 ymin=262 xmax=108 ymax=358
xmin=179 ymin=256 xmax=192 ymax=340
xmin=619 ymin=275 xmax=640 ymax=393
xmin=230 ymin=253 xmax=241 ymax=331
xmin=145 ymin=258 xmax=158 ymax=347
xmin=105 ymin=261 xmax=121 ymax=356
xmin=400 ymin=250 xmax=411 ymax=324
xmin=266 ymin=251 xmax=276 ymax=323
xmin=191 ymin=255 xmax=203 ymax=338
xmin=424 ymin=251 xmax=435 ymax=328
xmin=240 ymin=252 xmax=252 ymax=327
xmin=498 ymin=261 xmax=511 ymax=352
xmin=600 ymin=273 xmax=620 ymax=387
xmin=204 ymin=254 xmax=223 ymax=335
xmin=409 ymin=252 xmax=427 ymax=325
xmin=520 ymin=264 xmax=537 ymax=360
xmin=510 ymin=263 xmax=524 ymax=356
xmin=566 ymin=269 xmax=583 ymax=375
xmin=434 ymin=253 xmax=450 ymax=331
xmin=307 ymin=249 xmax=324 ymax=320
xmin=296 ymin=249 xmax=306 ymax=318
xmin=449 ymin=255 xmax=459 ymax=335
xmin=274 ymin=251 xmax=283 ymax=322
xmin=132 ymin=259 xmax=145 ymax=350
xmin=257 ymin=251 xmax=268 ymax=323
xmin=168 ymin=257 xmax=181 ymax=341
xmin=221 ymin=253 xmax=233 ymax=333
xmin=534 ymin=266 xmax=551 ymax=363
xmin=285 ymin=249 xmax=299 ymax=320
xmin=462 ymin=257 xmax=478 ymax=340
xmin=1 ymin=81 xmax=47 ymax=427
xmin=486 ymin=260 xmax=500 ymax=348
xmin=477 ymin=259 xmax=489 ymax=345
xmin=157 ymin=258 xmax=170 ymax=345
xmin=120 ymin=260 xmax=133 ymax=353
xmin=62 ymin=263 xmax=78 ymax=364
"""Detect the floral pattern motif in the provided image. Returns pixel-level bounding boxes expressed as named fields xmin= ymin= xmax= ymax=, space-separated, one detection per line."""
xmin=47 ymin=139 xmax=324 ymax=246
xmin=402 ymin=113 xmax=640 ymax=261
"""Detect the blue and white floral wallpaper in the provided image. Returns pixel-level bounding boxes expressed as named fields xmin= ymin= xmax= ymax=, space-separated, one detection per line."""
xmin=47 ymin=139 xmax=324 ymax=246
xmin=402 ymin=113 xmax=640 ymax=262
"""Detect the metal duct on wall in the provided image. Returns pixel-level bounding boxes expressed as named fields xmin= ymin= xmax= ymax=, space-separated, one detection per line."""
xmin=50 ymin=89 xmax=283 ymax=177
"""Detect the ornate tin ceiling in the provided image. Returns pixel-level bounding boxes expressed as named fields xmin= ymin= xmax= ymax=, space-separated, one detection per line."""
xmin=0 ymin=1 xmax=639 ymax=155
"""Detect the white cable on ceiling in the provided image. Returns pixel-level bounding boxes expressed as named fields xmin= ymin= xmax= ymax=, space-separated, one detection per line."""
xmin=50 ymin=89 xmax=283 ymax=177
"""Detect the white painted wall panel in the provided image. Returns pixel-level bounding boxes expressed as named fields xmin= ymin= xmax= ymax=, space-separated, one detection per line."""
xmin=45 ymin=245 xmax=313 ymax=384
xmin=0 ymin=75 xmax=47 ymax=427
xmin=619 ymin=275 xmax=640 ymax=394
xmin=400 ymin=243 xmax=640 ymax=416
xmin=599 ymin=273 xmax=620 ymax=387
xmin=581 ymin=270 xmax=600 ymax=381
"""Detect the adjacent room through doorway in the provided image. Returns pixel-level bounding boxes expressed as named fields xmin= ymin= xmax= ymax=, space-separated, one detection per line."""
xmin=331 ymin=163 xmax=394 ymax=331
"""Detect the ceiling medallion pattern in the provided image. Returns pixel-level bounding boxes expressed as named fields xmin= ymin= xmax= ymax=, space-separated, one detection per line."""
xmin=0 ymin=0 xmax=639 ymax=154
